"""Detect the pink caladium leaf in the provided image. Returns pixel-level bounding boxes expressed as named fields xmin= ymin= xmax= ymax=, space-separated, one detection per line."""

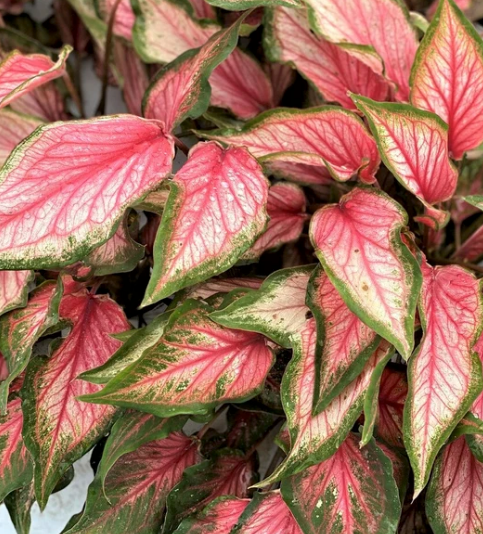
xmin=0 ymin=397 xmax=33 ymax=502
xmin=0 ymin=270 xmax=33 ymax=317
xmin=173 ymin=496 xmax=249 ymax=534
xmin=0 ymin=279 xmax=62 ymax=413
xmin=201 ymin=107 xmax=380 ymax=184
xmin=265 ymin=63 xmax=295 ymax=105
xmin=310 ymin=187 xmax=422 ymax=359
xmin=187 ymin=276 xmax=263 ymax=301
xmin=411 ymin=0 xmax=483 ymax=159
xmin=404 ymin=259 xmax=483 ymax=498
xmin=22 ymin=280 xmax=131 ymax=508
xmin=97 ymin=409 xmax=187 ymax=491
xmin=10 ymin=81 xmax=68 ymax=122
xmin=426 ymin=436 xmax=483 ymax=534
xmin=205 ymin=0 xmax=301 ymax=8
xmin=143 ymin=13 xmax=249 ymax=132
xmin=142 ymin=142 xmax=269 ymax=306
xmin=257 ymin=319 xmax=393 ymax=486
xmin=79 ymin=300 xmax=274 ymax=418
xmin=362 ymin=366 xmax=407 ymax=448
xmin=307 ymin=265 xmax=379 ymax=413
xmin=304 ymin=0 xmax=418 ymax=100
xmin=97 ymin=0 xmax=135 ymax=40
xmin=264 ymin=7 xmax=390 ymax=110
xmin=211 ymin=265 xmax=312 ymax=348
xmin=164 ymin=448 xmax=257 ymax=534
xmin=353 ymin=97 xmax=458 ymax=227
xmin=454 ymin=225 xmax=483 ymax=262
xmin=0 ymin=45 xmax=71 ymax=109
xmin=188 ymin=0 xmax=217 ymax=19
xmin=232 ymin=491 xmax=302 ymax=534
xmin=63 ymin=432 xmax=200 ymax=534
xmin=133 ymin=0 xmax=273 ymax=118
xmin=280 ymin=433 xmax=401 ymax=534
xmin=0 ymin=115 xmax=174 ymax=270
xmin=241 ymin=183 xmax=307 ymax=260
xmin=0 ymin=109 xmax=43 ymax=166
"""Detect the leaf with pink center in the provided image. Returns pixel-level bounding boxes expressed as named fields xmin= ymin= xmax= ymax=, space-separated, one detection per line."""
xmin=0 ymin=115 xmax=174 ymax=270
xmin=187 ymin=276 xmax=263 ymax=301
xmin=201 ymin=107 xmax=380 ymax=184
xmin=426 ymin=436 xmax=483 ymax=534
xmin=211 ymin=265 xmax=312 ymax=348
xmin=454 ymin=225 xmax=483 ymax=262
xmin=22 ymin=280 xmax=131 ymax=508
xmin=164 ymin=448 xmax=257 ymax=533
xmin=411 ymin=0 xmax=483 ymax=159
xmin=0 ymin=279 xmax=62 ymax=413
xmin=241 ymin=183 xmax=307 ymax=260
xmin=257 ymin=319 xmax=393 ymax=486
xmin=264 ymin=7 xmax=390 ymax=110
xmin=205 ymin=0 xmax=301 ymax=8
xmin=310 ymin=187 xmax=421 ymax=359
xmin=232 ymin=491 xmax=302 ymax=534
xmin=0 ymin=45 xmax=71 ymax=109
xmin=265 ymin=63 xmax=295 ymax=105
xmin=63 ymin=432 xmax=200 ymax=534
xmin=188 ymin=0 xmax=217 ymax=19
xmin=142 ymin=142 xmax=268 ymax=306
xmin=79 ymin=300 xmax=274 ymax=417
xmin=404 ymin=259 xmax=483 ymax=498
xmin=0 ymin=270 xmax=33 ymax=317
xmin=0 ymin=397 xmax=33 ymax=502
xmin=98 ymin=0 xmax=135 ymax=40
xmin=143 ymin=13 xmax=250 ymax=131
xmin=304 ymin=0 xmax=418 ymax=100
xmin=353 ymin=97 xmax=458 ymax=227
xmin=280 ymin=433 xmax=401 ymax=534
xmin=11 ymin=81 xmax=68 ymax=122
xmin=307 ymin=265 xmax=379 ymax=413
xmin=133 ymin=0 xmax=273 ymax=118
xmin=0 ymin=110 xmax=43 ymax=166
xmin=173 ymin=496 xmax=249 ymax=534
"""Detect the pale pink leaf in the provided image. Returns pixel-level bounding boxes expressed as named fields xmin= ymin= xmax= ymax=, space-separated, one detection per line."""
xmin=0 ymin=270 xmax=33 ymax=317
xmin=404 ymin=259 xmax=483 ymax=497
xmin=187 ymin=276 xmax=263 ymax=300
xmin=188 ymin=0 xmax=217 ymax=19
xmin=265 ymin=63 xmax=295 ymax=106
xmin=0 ymin=110 xmax=43 ymax=167
xmin=310 ymin=187 xmax=421 ymax=359
xmin=454 ymin=225 xmax=483 ymax=262
xmin=142 ymin=142 xmax=269 ymax=306
xmin=10 ymin=81 xmax=68 ymax=122
xmin=98 ymin=0 xmax=135 ymax=40
xmin=0 ymin=115 xmax=174 ymax=269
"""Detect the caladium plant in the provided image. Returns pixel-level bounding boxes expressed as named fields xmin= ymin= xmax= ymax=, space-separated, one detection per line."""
xmin=1 ymin=0 xmax=483 ymax=532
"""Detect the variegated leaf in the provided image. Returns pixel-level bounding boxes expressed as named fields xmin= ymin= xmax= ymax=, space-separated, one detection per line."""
xmin=187 ymin=277 xmax=263 ymax=301
xmin=4 ymin=483 xmax=35 ymax=534
xmin=80 ymin=300 xmax=274 ymax=418
xmin=188 ymin=0 xmax=216 ymax=19
xmin=404 ymin=259 xmax=483 ymax=498
xmin=307 ymin=265 xmax=379 ymax=413
xmin=97 ymin=0 xmax=135 ymax=40
xmin=22 ymin=281 xmax=131 ymax=508
xmin=201 ymin=107 xmax=380 ymax=184
xmin=0 ymin=115 xmax=174 ymax=270
xmin=411 ymin=0 xmax=483 ymax=159
xmin=142 ymin=142 xmax=269 ymax=306
xmin=426 ymin=436 xmax=483 ymax=534
xmin=0 ymin=279 xmax=62 ymax=413
xmin=63 ymin=433 xmax=200 ymax=534
xmin=265 ymin=6 xmax=390 ymax=110
xmin=310 ymin=187 xmax=421 ymax=359
xmin=257 ymin=319 xmax=393 ymax=486
xmin=164 ymin=448 xmax=257 ymax=534
xmin=304 ymin=0 xmax=418 ymax=100
xmin=211 ymin=265 xmax=312 ymax=348
xmin=241 ymin=183 xmax=307 ymax=260
xmin=0 ymin=109 xmax=43 ymax=166
xmin=206 ymin=0 xmax=301 ymax=8
xmin=0 ymin=46 xmax=71 ymax=109
xmin=0 ymin=397 xmax=33 ymax=502
xmin=280 ymin=433 xmax=401 ymax=534
xmin=11 ymin=81 xmax=67 ymax=122
xmin=0 ymin=270 xmax=33 ymax=317
xmin=454 ymin=225 xmax=483 ymax=262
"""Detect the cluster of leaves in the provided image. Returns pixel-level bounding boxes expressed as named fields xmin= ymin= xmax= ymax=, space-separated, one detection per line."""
xmin=1 ymin=0 xmax=483 ymax=532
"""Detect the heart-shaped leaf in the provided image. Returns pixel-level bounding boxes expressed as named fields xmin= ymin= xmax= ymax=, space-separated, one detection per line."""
xmin=142 ymin=142 xmax=269 ymax=306
xmin=0 ymin=270 xmax=33 ymax=317
xmin=79 ymin=300 xmax=274 ymax=418
xmin=211 ymin=265 xmax=312 ymax=348
xmin=0 ymin=115 xmax=174 ymax=270
xmin=281 ymin=433 xmax=401 ymax=534
xmin=404 ymin=259 xmax=483 ymax=498
xmin=411 ymin=0 xmax=483 ymax=159
xmin=310 ymin=187 xmax=421 ymax=359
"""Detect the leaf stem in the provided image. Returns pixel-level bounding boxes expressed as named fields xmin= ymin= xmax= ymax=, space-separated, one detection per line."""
xmin=174 ymin=137 xmax=190 ymax=156
xmin=196 ymin=405 xmax=229 ymax=440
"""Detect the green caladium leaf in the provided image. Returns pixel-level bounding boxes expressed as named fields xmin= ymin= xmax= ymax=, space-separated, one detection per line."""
xmin=163 ymin=448 xmax=257 ymax=534
xmin=80 ymin=300 xmax=274 ymax=418
xmin=0 ymin=278 xmax=62 ymax=413
xmin=63 ymin=432 xmax=201 ymax=534
xmin=211 ymin=266 xmax=313 ymax=348
xmin=281 ymin=433 xmax=401 ymax=534
xmin=4 ymin=483 xmax=35 ymax=534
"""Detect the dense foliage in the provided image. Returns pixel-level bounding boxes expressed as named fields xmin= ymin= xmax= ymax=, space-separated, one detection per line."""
xmin=0 ymin=0 xmax=483 ymax=532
